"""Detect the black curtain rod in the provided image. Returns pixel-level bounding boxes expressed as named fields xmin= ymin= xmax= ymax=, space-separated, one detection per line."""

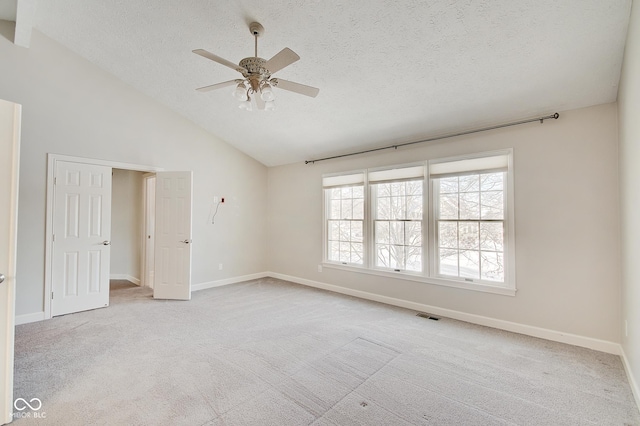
xmin=305 ymin=112 xmax=560 ymax=165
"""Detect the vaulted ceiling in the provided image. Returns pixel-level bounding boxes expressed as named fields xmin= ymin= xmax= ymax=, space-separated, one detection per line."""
xmin=7 ymin=0 xmax=633 ymax=166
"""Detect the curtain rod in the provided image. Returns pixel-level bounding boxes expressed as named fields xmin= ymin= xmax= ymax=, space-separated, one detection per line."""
xmin=304 ymin=112 xmax=560 ymax=165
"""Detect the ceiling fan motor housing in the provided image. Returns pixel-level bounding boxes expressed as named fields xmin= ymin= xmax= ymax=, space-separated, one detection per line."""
xmin=239 ymin=57 xmax=271 ymax=92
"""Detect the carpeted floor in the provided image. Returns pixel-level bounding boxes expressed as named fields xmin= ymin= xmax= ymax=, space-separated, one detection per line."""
xmin=12 ymin=278 xmax=640 ymax=425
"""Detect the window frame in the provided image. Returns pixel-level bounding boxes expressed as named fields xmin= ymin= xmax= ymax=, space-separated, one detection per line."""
xmin=322 ymin=171 xmax=368 ymax=268
xmin=321 ymin=150 xmax=516 ymax=296
xmin=370 ymin=176 xmax=426 ymax=276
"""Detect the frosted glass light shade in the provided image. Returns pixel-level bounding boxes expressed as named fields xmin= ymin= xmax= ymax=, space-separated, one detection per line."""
xmin=260 ymin=84 xmax=275 ymax=102
xmin=233 ymin=83 xmax=248 ymax=101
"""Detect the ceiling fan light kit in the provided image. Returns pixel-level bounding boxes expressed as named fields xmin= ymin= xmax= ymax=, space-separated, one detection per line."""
xmin=193 ymin=21 xmax=319 ymax=111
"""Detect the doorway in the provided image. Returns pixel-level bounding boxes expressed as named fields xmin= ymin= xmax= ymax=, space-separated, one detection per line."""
xmin=44 ymin=154 xmax=194 ymax=318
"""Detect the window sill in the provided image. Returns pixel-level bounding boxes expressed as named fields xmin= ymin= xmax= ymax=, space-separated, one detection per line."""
xmin=321 ymin=262 xmax=517 ymax=297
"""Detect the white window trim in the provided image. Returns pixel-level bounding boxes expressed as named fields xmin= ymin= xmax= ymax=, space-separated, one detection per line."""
xmin=321 ymin=150 xmax=516 ymax=297
xmin=428 ymin=149 xmax=515 ymax=292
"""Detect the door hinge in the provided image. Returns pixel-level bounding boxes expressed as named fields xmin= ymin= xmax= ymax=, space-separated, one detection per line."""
xmin=54 ymin=177 xmax=57 ymax=185
xmin=51 ymin=292 xmax=54 ymax=300
xmin=52 ymin=234 xmax=55 ymax=242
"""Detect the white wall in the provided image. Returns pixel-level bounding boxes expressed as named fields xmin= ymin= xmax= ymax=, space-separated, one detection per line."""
xmin=110 ymin=169 xmax=144 ymax=281
xmin=0 ymin=22 xmax=268 ymax=316
xmin=268 ymin=103 xmax=621 ymax=343
xmin=618 ymin=0 xmax=640 ymax=403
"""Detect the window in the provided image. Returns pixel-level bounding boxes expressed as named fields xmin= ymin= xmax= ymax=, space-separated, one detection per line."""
xmin=429 ymin=154 xmax=510 ymax=286
xmin=322 ymin=151 xmax=515 ymax=295
xmin=370 ymin=166 xmax=424 ymax=272
xmin=433 ymin=172 xmax=504 ymax=282
xmin=324 ymin=173 xmax=365 ymax=265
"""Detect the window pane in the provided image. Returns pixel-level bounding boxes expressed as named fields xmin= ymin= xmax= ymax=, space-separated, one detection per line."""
xmin=405 ymin=222 xmax=422 ymax=247
xmin=439 ymin=248 xmax=458 ymax=276
xmin=377 ymin=197 xmax=390 ymax=220
xmin=341 ymin=199 xmax=353 ymax=219
xmin=390 ymin=245 xmax=405 ymax=269
xmin=406 ymin=196 xmax=422 ymax=219
xmin=459 ymin=222 xmax=479 ymax=250
xmin=481 ymin=251 xmax=504 ymax=282
xmin=481 ymin=191 xmax=503 ymax=219
xmin=459 ymin=175 xmax=479 ymax=192
xmin=340 ymin=187 xmax=352 ymax=198
xmin=406 ymin=253 xmax=422 ymax=272
xmin=339 ymin=242 xmax=350 ymax=262
xmin=389 ymin=221 xmax=405 ymax=245
xmin=339 ymin=221 xmax=350 ymax=241
xmin=459 ymin=250 xmax=480 ymax=279
xmin=439 ymin=194 xmax=458 ymax=219
xmin=406 ymin=180 xmax=422 ymax=196
xmin=330 ymin=200 xmax=341 ymax=219
xmin=438 ymin=221 xmax=458 ymax=249
xmin=328 ymin=220 xmax=340 ymax=241
xmin=351 ymin=243 xmax=364 ymax=264
xmin=480 ymin=222 xmax=503 ymax=251
xmin=352 ymin=185 xmax=364 ymax=198
xmin=480 ymin=173 xmax=503 ymax=191
xmin=377 ymin=183 xmax=391 ymax=197
xmin=459 ymin=192 xmax=480 ymax=219
xmin=390 ymin=196 xmax=405 ymax=219
xmin=439 ymin=177 xmax=458 ymax=194
xmin=351 ymin=221 xmax=363 ymax=243
xmin=376 ymin=244 xmax=390 ymax=268
xmin=353 ymin=198 xmax=364 ymax=219
xmin=391 ymin=182 xmax=405 ymax=196
xmin=376 ymin=221 xmax=390 ymax=244
xmin=329 ymin=241 xmax=340 ymax=262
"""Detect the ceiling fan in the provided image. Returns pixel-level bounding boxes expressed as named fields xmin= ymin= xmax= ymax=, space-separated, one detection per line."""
xmin=193 ymin=22 xmax=319 ymax=111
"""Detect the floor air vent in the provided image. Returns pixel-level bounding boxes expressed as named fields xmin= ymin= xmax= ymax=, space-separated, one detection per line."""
xmin=416 ymin=312 xmax=440 ymax=321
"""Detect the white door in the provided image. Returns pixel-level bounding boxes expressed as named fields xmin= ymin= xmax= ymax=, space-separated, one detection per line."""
xmin=153 ymin=172 xmax=192 ymax=300
xmin=0 ymin=100 xmax=20 ymax=425
xmin=51 ymin=162 xmax=112 ymax=316
xmin=143 ymin=175 xmax=156 ymax=289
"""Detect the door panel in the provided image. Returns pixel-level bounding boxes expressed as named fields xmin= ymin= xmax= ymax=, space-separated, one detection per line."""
xmin=0 ymin=100 xmax=20 ymax=425
xmin=153 ymin=172 xmax=192 ymax=300
xmin=51 ymin=162 xmax=112 ymax=316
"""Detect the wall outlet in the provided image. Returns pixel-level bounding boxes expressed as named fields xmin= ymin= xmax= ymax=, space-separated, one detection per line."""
xmin=318 ymin=264 xmax=323 ymax=272
xmin=218 ymin=263 xmax=223 ymax=270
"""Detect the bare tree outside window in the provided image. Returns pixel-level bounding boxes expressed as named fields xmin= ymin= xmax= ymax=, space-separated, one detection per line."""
xmin=327 ymin=185 xmax=364 ymax=264
xmin=436 ymin=172 xmax=505 ymax=282
xmin=374 ymin=180 xmax=423 ymax=272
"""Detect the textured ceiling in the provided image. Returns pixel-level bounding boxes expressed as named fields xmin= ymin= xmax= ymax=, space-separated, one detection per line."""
xmin=31 ymin=0 xmax=631 ymax=166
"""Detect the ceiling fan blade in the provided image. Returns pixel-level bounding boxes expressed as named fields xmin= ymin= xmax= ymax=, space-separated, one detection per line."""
xmin=272 ymin=78 xmax=319 ymax=98
xmin=196 ymin=79 xmax=242 ymax=92
xmin=264 ymin=48 xmax=300 ymax=74
xmin=193 ymin=49 xmax=244 ymax=73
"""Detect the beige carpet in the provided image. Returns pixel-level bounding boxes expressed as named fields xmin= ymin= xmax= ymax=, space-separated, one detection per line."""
xmin=12 ymin=278 xmax=640 ymax=425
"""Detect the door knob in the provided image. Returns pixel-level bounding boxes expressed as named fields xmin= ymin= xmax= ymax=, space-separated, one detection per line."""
xmin=103 ymin=241 xmax=111 ymax=245
xmin=181 ymin=239 xmax=192 ymax=244
xmin=0 ymin=274 xmax=4 ymax=284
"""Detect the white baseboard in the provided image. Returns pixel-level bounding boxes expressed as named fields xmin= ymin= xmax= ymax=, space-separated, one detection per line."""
xmin=268 ymin=272 xmax=621 ymax=355
xmin=110 ymin=274 xmax=141 ymax=286
xmin=192 ymin=272 xmax=269 ymax=292
xmin=620 ymin=346 xmax=640 ymax=411
xmin=15 ymin=311 xmax=45 ymax=325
